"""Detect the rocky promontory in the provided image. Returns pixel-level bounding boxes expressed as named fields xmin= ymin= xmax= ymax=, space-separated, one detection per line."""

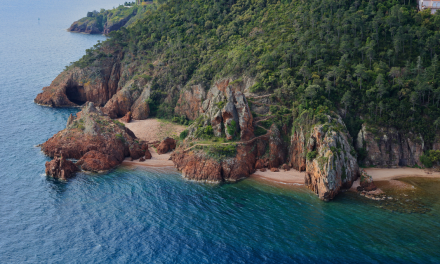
xmin=41 ymin=102 xmax=151 ymax=178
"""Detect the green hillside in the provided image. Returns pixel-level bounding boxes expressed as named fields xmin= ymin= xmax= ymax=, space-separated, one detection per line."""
xmin=72 ymin=0 xmax=440 ymax=147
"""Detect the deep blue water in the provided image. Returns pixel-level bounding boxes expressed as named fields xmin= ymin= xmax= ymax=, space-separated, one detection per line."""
xmin=1 ymin=0 xmax=440 ymax=263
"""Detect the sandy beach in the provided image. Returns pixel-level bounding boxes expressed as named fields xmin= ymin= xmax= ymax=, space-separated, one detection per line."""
xmin=364 ymin=167 xmax=440 ymax=180
xmin=123 ymin=118 xmax=186 ymax=142
xmin=250 ymin=169 xmax=305 ymax=184
xmin=120 ymin=118 xmax=185 ymax=168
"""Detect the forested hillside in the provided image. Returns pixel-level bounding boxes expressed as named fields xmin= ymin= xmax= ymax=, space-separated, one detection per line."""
xmin=71 ymin=0 xmax=440 ymax=148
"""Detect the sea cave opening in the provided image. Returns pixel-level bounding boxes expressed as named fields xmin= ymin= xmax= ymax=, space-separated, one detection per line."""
xmin=66 ymin=85 xmax=87 ymax=105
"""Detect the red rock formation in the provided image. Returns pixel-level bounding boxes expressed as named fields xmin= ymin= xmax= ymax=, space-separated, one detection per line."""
xmin=76 ymin=151 xmax=120 ymax=172
xmin=35 ymin=57 xmax=121 ymax=108
xmin=174 ymin=85 xmax=206 ymax=120
xmin=157 ymin=137 xmax=176 ymax=154
xmin=45 ymin=156 xmax=79 ymax=180
xmin=41 ymin=102 xmax=147 ymax=175
xmin=270 ymin=168 xmax=279 ymax=172
xmin=121 ymin=111 xmax=132 ymax=123
xmin=172 ymin=141 xmax=258 ymax=182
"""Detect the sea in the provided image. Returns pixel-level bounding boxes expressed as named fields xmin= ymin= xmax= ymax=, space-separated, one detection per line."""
xmin=1 ymin=0 xmax=440 ymax=263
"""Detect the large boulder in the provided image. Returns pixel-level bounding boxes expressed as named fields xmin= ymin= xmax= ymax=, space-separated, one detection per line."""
xmin=45 ymin=156 xmax=79 ymax=180
xmin=157 ymin=137 xmax=176 ymax=154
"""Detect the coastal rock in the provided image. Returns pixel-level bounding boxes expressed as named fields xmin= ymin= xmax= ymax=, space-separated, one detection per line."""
xmin=358 ymin=169 xmax=377 ymax=191
xmin=357 ymin=124 xmax=424 ymax=167
xmin=34 ymin=56 xmax=121 ymax=107
xmin=45 ymin=156 xmax=79 ymax=180
xmin=76 ymin=150 xmax=120 ymax=172
xmin=290 ymin=113 xmax=359 ymax=201
xmin=172 ymin=141 xmax=259 ymax=183
xmin=41 ymin=102 xmax=145 ymax=175
xmin=157 ymin=137 xmax=176 ymax=154
xmin=270 ymin=168 xmax=279 ymax=172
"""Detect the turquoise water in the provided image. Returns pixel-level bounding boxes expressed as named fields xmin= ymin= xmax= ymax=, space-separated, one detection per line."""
xmin=1 ymin=0 xmax=440 ymax=263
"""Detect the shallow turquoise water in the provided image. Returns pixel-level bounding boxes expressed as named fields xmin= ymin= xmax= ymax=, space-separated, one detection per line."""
xmin=1 ymin=0 xmax=440 ymax=263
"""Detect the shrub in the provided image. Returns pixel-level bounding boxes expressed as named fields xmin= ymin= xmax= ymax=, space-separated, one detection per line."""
xmin=180 ymin=130 xmax=188 ymax=140
xmin=307 ymin=151 xmax=317 ymax=161
xmin=115 ymin=133 xmax=125 ymax=142
xmin=226 ymin=120 xmax=236 ymax=137
xmin=112 ymin=119 xmax=125 ymax=127
xmin=254 ymin=126 xmax=267 ymax=137
xmin=420 ymin=154 xmax=432 ymax=168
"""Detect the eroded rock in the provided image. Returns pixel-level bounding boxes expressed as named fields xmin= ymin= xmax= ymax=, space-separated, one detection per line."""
xmin=45 ymin=156 xmax=79 ymax=180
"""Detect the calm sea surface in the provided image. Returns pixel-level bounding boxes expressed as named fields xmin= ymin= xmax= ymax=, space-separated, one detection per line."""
xmin=1 ymin=0 xmax=440 ymax=263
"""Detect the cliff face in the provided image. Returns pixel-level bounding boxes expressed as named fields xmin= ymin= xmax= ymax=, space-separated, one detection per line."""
xmin=41 ymin=102 xmax=150 ymax=175
xmin=34 ymin=49 xmax=151 ymax=120
xmin=34 ymin=55 xmax=122 ymax=108
xmin=356 ymin=124 xmax=424 ymax=167
xmin=289 ymin=113 xmax=359 ymax=201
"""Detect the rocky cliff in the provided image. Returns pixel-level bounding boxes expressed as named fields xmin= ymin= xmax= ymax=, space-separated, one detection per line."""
xmin=34 ymin=48 xmax=151 ymax=120
xmin=41 ymin=102 xmax=151 ymax=176
xmin=356 ymin=124 xmax=424 ymax=167
xmin=289 ymin=111 xmax=359 ymax=201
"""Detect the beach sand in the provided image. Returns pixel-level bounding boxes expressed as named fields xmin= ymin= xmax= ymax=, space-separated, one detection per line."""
xmin=122 ymin=118 xmax=186 ymax=142
xmin=364 ymin=167 xmax=440 ymax=180
xmin=249 ymin=169 xmax=305 ymax=185
xmin=122 ymin=148 xmax=175 ymax=167
xmin=120 ymin=118 xmax=185 ymax=168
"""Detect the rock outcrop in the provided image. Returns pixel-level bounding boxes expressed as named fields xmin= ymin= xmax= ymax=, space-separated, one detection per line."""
xmin=178 ymin=79 xmax=255 ymax=141
xmin=290 ymin=113 xmax=359 ymax=201
xmin=356 ymin=124 xmax=424 ymax=167
xmin=41 ymin=102 xmax=149 ymax=174
xmin=34 ymin=57 xmax=121 ymax=108
xmin=157 ymin=137 xmax=176 ymax=154
xmin=45 ymin=156 xmax=79 ymax=180
xmin=121 ymin=111 xmax=132 ymax=123
xmin=172 ymin=139 xmax=265 ymax=182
